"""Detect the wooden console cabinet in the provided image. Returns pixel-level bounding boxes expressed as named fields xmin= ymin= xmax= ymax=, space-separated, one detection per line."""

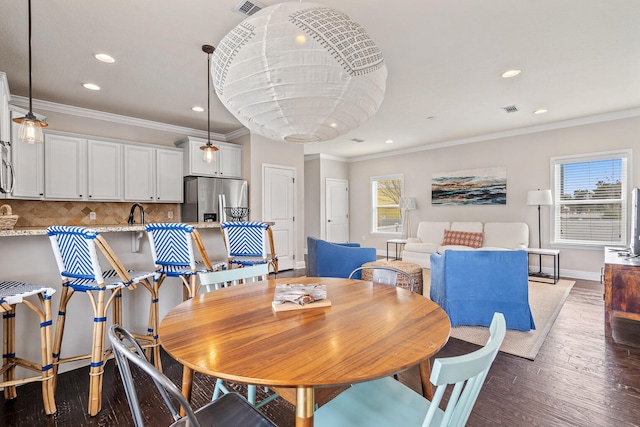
xmin=604 ymin=247 xmax=640 ymax=337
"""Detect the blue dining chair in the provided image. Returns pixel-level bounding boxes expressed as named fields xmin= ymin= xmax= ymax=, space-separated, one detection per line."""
xmin=220 ymin=222 xmax=278 ymax=274
xmin=314 ymin=312 xmax=507 ymax=427
xmin=47 ymin=226 xmax=158 ymax=416
xmin=145 ymin=223 xmax=226 ymax=300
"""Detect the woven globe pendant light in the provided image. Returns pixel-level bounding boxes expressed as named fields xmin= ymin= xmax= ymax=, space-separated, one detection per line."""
xmin=211 ymin=2 xmax=387 ymax=143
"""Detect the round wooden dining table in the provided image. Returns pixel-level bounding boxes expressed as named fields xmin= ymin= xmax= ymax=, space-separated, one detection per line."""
xmin=159 ymin=276 xmax=450 ymax=427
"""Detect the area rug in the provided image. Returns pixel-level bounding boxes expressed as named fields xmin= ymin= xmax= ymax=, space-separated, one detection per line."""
xmin=422 ymin=270 xmax=575 ymax=360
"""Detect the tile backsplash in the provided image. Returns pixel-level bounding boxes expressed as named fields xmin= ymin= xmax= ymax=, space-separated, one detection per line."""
xmin=2 ymin=200 xmax=181 ymax=227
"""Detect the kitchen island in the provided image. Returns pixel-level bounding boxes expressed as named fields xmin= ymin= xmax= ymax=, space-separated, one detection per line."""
xmin=0 ymin=222 xmax=227 ymax=376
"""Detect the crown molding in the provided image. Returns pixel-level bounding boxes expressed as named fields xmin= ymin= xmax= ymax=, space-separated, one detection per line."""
xmin=304 ymin=153 xmax=348 ymax=162
xmin=10 ymin=95 xmax=230 ymax=141
xmin=349 ymin=107 xmax=640 ymax=163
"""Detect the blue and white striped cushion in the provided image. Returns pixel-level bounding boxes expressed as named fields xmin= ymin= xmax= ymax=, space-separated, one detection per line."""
xmin=0 ymin=281 xmax=56 ymax=306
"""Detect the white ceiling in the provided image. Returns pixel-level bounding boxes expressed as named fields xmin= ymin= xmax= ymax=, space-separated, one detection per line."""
xmin=0 ymin=0 xmax=638 ymax=158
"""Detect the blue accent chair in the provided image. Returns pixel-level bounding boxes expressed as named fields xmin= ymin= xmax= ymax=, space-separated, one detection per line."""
xmin=430 ymin=250 xmax=535 ymax=331
xmin=307 ymin=236 xmax=377 ymax=279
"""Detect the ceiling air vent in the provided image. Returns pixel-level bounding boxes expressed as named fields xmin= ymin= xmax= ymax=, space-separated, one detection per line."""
xmin=350 ymin=138 xmax=365 ymax=143
xmin=233 ymin=0 xmax=265 ymax=16
xmin=502 ymin=105 xmax=519 ymax=113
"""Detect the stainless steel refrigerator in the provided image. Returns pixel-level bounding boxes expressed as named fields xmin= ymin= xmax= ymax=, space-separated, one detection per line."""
xmin=182 ymin=176 xmax=248 ymax=222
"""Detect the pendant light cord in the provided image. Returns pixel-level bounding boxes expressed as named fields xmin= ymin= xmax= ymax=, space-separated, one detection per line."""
xmin=207 ymin=50 xmax=211 ymax=146
xmin=28 ymin=0 xmax=33 ymax=115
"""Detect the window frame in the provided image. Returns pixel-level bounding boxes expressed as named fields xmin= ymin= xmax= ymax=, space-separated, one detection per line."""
xmin=370 ymin=174 xmax=404 ymax=236
xmin=550 ymin=149 xmax=632 ymax=249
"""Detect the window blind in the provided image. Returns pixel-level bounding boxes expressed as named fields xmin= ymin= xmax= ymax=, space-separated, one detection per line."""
xmin=551 ymin=151 xmax=630 ymax=246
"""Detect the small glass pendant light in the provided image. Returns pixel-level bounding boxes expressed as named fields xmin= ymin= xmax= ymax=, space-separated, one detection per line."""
xmin=199 ymin=44 xmax=218 ymax=163
xmin=13 ymin=0 xmax=48 ymax=144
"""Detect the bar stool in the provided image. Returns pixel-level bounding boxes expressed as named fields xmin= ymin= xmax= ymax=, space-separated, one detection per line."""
xmin=47 ymin=226 xmax=157 ymax=416
xmin=0 ymin=281 xmax=56 ymax=415
xmin=145 ymin=223 xmax=226 ymax=299
xmin=220 ymin=222 xmax=278 ymax=274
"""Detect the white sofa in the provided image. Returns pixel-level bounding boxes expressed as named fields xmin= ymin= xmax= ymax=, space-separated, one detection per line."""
xmin=402 ymin=221 xmax=529 ymax=268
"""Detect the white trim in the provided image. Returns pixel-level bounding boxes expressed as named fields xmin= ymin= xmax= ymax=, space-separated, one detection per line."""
xmin=10 ymin=95 xmax=229 ymax=141
xmin=349 ymin=107 xmax=640 ymax=163
xmin=549 ymin=149 xmax=632 ymax=247
xmin=304 ymin=153 xmax=348 ymax=162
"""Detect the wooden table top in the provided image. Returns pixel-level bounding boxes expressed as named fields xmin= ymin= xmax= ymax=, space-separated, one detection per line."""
xmin=159 ymin=276 xmax=450 ymax=389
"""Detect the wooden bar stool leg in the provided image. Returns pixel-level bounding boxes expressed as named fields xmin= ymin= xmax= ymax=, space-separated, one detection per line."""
xmin=39 ymin=293 xmax=57 ymax=415
xmin=88 ymin=289 xmax=108 ymax=416
xmin=2 ymin=306 xmax=17 ymax=400
xmin=51 ymin=284 xmax=73 ymax=393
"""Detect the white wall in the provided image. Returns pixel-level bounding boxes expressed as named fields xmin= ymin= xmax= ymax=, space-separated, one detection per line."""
xmin=304 ymin=155 xmax=349 ymax=243
xmin=348 ymin=115 xmax=640 ymax=280
xmin=247 ymin=134 xmax=306 ymax=269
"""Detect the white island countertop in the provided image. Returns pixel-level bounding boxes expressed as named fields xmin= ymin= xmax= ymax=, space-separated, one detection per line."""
xmin=0 ymin=222 xmax=223 ymax=237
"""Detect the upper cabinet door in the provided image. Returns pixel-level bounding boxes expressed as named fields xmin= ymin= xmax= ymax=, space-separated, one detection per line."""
xmin=156 ymin=148 xmax=183 ymax=202
xmin=44 ymin=134 xmax=86 ymax=200
xmin=175 ymin=137 xmax=242 ymax=178
xmin=218 ymin=144 xmax=242 ymax=178
xmin=123 ymin=145 xmax=154 ymax=201
xmin=87 ymin=140 xmax=122 ymax=201
xmin=10 ymin=111 xmax=44 ymax=199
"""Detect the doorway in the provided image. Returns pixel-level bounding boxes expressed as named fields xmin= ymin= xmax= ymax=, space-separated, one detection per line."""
xmin=263 ymin=164 xmax=296 ymax=271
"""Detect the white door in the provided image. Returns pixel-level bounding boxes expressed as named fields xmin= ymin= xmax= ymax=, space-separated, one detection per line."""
xmin=263 ymin=165 xmax=295 ymax=271
xmin=326 ymin=178 xmax=349 ymax=243
xmin=155 ymin=148 xmax=183 ymax=202
xmin=123 ymin=145 xmax=154 ymax=201
xmin=87 ymin=140 xmax=122 ymax=201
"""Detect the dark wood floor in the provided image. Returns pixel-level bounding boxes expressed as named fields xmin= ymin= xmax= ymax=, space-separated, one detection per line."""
xmin=1 ymin=271 xmax=639 ymax=426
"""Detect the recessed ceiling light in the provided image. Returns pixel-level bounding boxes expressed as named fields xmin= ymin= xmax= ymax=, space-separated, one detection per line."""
xmin=330 ymin=123 xmax=337 ymax=128
xmin=94 ymin=53 xmax=115 ymax=63
xmin=83 ymin=83 xmax=101 ymax=91
xmin=501 ymin=69 xmax=521 ymax=78
xmin=534 ymin=108 xmax=548 ymax=115
xmin=385 ymin=139 xmax=394 ymax=144
xmin=192 ymin=106 xmax=204 ymax=112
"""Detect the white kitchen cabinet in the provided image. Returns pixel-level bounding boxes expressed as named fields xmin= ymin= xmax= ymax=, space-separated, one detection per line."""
xmin=218 ymin=143 xmax=242 ymax=178
xmin=123 ymin=145 xmax=154 ymax=201
xmin=155 ymin=148 xmax=183 ymax=202
xmin=176 ymin=136 xmax=242 ymax=178
xmin=0 ymin=73 xmax=10 ymax=198
xmin=44 ymin=134 xmax=86 ymax=200
xmin=87 ymin=139 xmax=122 ymax=201
xmin=10 ymin=110 xmax=44 ymax=199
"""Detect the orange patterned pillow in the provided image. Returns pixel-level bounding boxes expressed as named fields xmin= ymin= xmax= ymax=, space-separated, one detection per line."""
xmin=442 ymin=229 xmax=484 ymax=248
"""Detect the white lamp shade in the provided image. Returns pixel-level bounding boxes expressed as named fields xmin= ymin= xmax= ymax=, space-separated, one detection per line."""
xmin=526 ymin=189 xmax=553 ymax=206
xmin=212 ymin=2 xmax=387 ymax=143
xmin=399 ymin=197 xmax=417 ymax=210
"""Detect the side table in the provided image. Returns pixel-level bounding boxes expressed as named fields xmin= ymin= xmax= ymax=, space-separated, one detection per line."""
xmin=386 ymin=239 xmax=407 ymax=260
xmin=526 ymin=248 xmax=560 ymax=284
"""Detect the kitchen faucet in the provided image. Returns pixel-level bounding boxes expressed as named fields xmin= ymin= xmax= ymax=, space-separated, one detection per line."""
xmin=128 ymin=203 xmax=145 ymax=225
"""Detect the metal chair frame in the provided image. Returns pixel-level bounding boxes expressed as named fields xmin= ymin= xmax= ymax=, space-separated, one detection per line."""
xmin=0 ymin=281 xmax=57 ymax=415
xmin=349 ymin=265 xmax=416 ymax=293
xmin=108 ymin=324 xmax=276 ymax=427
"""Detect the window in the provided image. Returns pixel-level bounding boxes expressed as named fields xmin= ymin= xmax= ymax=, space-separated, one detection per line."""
xmin=371 ymin=174 xmax=403 ymax=234
xmin=551 ymin=150 xmax=631 ymax=247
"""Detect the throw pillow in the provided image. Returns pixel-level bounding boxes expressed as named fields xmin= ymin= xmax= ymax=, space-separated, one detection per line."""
xmin=442 ymin=229 xmax=484 ymax=248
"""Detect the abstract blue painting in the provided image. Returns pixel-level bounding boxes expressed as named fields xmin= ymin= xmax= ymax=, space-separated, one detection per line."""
xmin=432 ymin=167 xmax=507 ymax=205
